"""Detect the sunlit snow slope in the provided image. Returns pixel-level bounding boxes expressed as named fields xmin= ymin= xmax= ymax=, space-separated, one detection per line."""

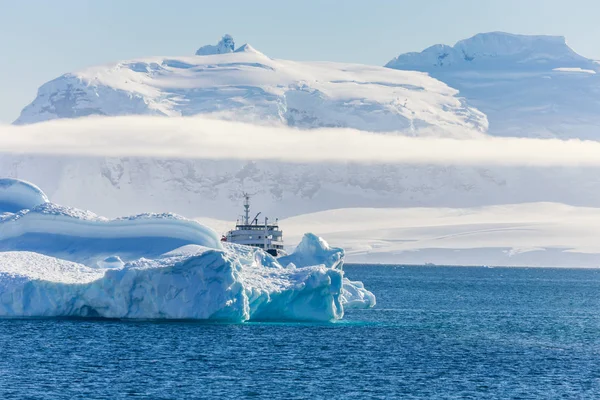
xmin=14 ymin=37 xmax=486 ymax=134
xmin=386 ymin=32 xmax=600 ymax=139
xmin=278 ymin=203 xmax=600 ymax=268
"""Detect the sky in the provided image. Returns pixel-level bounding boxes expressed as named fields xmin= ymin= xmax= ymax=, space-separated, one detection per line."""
xmin=1 ymin=0 xmax=599 ymax=123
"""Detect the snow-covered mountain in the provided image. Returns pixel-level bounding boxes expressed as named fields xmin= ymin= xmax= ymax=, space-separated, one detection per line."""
xmin=387 ymin=32 xmax=597 ymax=71
xmin=7 ymin=33 xmax=600 ymax=238
xmin=14 ymin=37 xmax=486 ymax=135
xmin=4 ymin=153 xmax=600 ymax=221
xmin=6 ymin=35 xmax=495 ymax=220
xmin=386 ymin=32 xmax=600 ymax=139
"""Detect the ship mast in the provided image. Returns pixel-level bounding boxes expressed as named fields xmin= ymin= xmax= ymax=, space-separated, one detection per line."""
xmin=243 ymin=193 xmax=250 ymax=225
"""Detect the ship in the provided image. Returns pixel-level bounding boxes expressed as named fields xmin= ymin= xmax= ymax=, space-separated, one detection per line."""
xmin=221 ymin=193 xmax=285 ymax=257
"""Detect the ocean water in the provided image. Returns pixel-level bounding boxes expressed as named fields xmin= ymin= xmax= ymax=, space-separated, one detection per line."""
xmin=2 ymin=265 xmax=600 ymax=399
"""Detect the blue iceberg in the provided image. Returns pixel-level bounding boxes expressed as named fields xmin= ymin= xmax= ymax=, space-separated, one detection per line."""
xmin=0 ymin=178 xmax=375 ymax=321
xmin=0 ymin=178 xmax=49 ymax=214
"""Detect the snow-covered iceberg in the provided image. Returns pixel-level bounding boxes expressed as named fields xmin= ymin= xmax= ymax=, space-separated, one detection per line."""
xmin=0 ymin=178 xmax=49 ymax=214
xmin=0 ymin=178 xmax=375 ymax=321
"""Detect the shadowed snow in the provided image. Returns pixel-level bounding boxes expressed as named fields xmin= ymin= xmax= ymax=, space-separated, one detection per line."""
xmin=0 ymin=178 xmax=49 ymax=213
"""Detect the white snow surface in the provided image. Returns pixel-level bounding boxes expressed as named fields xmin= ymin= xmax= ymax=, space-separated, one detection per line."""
xmin=0 ymin=178 xmax=49 ymax=213
xmin=14 ymin=40 xmax=487 ymax=135
xmin=0 ymin=179 xmax=374 ymax=320
xmin=386 ymin=32 xmax=595 ymax=71
xmin=276 ymin=203 xmax=600 ymax=268
xmin=386 ymin=32 xmax=600 ymax=139
xmin=193 ymin=202 xmax=600 ymax=268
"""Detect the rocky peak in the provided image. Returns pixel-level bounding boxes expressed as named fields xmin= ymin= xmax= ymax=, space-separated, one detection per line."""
xmin=195 ymin=34 xmax=235 ymax=56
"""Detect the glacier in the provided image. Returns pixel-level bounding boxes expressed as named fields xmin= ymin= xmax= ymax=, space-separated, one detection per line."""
xmin=0 ymin=178 xmax=375 ymax=321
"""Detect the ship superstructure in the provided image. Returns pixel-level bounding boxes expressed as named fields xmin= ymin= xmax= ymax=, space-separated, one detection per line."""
xmin=222 ymin=194 xmax=285 ymax=257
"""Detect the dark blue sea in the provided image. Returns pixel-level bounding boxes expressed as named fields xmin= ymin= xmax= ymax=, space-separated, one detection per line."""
xmin=2 ymin=265 xmax=600 ymax=399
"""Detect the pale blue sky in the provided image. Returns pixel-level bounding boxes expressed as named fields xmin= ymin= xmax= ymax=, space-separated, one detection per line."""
xmin=1 ymin=0 xmax=599 ymax=123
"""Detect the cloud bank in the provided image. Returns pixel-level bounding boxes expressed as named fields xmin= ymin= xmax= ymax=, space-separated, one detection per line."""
xmin=1 ymin=116 xmax=600 ymax=166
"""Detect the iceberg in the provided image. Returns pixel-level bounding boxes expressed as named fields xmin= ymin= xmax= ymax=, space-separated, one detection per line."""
xmin=0 ymin=178 xmax=49 ymax=214
xmin=0 ymin=178 xmax=375 ymax=321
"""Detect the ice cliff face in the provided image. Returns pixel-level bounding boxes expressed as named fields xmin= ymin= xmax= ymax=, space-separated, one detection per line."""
xmin=386 ymin=32 xmax=600 ymax=139
xmin=0 ymin=179 xmax=375 ymax=321
xmin=14 ymin=37 xmax=486 ymax=134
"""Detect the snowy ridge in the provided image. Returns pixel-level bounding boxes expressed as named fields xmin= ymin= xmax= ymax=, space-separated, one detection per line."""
xmin=14 ymin=36 xmax=487 ymax=134
xmin=386 ymin=32 xmax=600 ymax=139
xmin=0 ymin=179 xmax=375 ymax=320
xmin=386 ymin=32 xmax=597 ymax=71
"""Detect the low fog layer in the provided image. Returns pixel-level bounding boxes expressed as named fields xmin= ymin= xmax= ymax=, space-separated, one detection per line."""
xmin=2 ymin=116 xmax=600 ymax=166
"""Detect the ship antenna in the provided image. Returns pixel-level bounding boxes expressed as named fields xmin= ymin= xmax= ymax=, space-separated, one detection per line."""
xmin=243 ymin=193 xmax=250 ymax=225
